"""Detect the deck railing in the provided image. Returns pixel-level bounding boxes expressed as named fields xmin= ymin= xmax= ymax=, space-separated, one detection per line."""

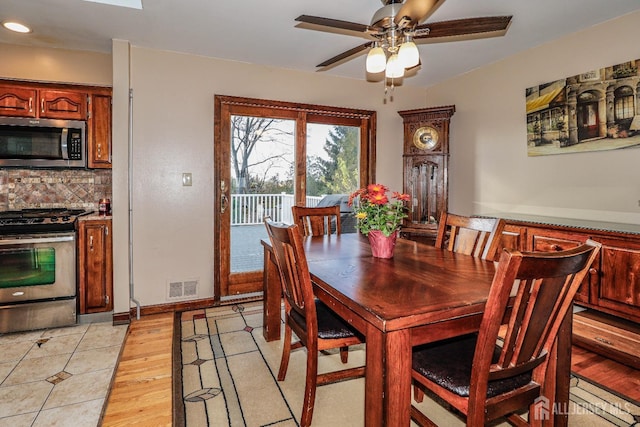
xmin=231 ymin=193 xmax=322 ymax=225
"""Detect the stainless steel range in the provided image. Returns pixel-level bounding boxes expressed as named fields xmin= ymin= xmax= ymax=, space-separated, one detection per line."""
xmin=0 ymin=209 xmax=91 ymax=334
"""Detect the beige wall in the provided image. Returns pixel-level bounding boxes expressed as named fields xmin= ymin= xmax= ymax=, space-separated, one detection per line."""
xmin=119 ymin=47 xmax=425 ymax=309
xmin=0 ymin=43 xmax=111 ymax=85
xmin=425 ymin=11 xmax=640 ymax=224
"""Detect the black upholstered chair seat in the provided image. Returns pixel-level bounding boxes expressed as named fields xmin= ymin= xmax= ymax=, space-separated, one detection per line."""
xmin=290 ymin=300 xmax=359 ymax=340
xmin=412 ymin=334 xmax=532 ymax=398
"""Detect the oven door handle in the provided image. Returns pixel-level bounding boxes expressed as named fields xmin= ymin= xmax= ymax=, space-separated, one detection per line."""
xmin=0 ymin=235 xmax=75 ymax=245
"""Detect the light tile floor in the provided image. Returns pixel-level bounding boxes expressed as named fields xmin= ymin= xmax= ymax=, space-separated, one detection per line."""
xmin=0 ymin=321 xmax=128 ymax=427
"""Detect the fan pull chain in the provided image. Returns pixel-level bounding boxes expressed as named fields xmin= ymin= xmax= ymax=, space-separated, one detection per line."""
xmin=384 ymin=78 xmax=395 ymax=104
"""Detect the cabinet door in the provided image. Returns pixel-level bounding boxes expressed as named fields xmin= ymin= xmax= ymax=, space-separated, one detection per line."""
xmin=78 ymin=220 xmax=113 ymax=313
xmin=531 ymin=233 xmax=595 ymax=304
xmin=598 ymin=245 xmax=640 ymax=319
xmin=499 ymin=224 xmax=527 ymax=252
xmin=39 ymin=89 xmax=87 ymax=120
xmin=88 ymin=94 xmax=112 ymax=168
xmin=403 ymin=154 xmax=447 ymax=239
xmin=0 ymin=85 xmax=37 ymax=117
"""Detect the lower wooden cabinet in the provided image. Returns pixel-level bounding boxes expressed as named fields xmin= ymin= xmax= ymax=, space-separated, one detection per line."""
xmin=78 ymin=218 xmax=113 ymax=313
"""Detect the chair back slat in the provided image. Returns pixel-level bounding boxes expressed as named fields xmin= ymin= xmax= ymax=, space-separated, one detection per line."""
xmin=292 ymin=205 xmax=341 ymax=236
xmin=435 ymin=212 xmax=506 ymax=261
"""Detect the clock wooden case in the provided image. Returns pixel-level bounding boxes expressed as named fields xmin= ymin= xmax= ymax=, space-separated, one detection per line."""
xmin=398 ymin=105 xmax=455 ymax=244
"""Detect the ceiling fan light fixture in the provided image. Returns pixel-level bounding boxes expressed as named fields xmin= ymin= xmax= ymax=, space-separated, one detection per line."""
xmin=366 ymin=45 xmax=387 ymax=73
xmin=398 ymin=39 xmax=419 ymax=68
xmin=385 ymin=54 xmax=404 ymax=78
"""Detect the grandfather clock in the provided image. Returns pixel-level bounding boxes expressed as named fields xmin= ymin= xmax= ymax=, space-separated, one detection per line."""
xmin=398 ymin=105 xmax=455 ymax=244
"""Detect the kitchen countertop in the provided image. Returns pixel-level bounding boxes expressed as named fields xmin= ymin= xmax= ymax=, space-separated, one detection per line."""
xmin=78 ymin=213 xmax=112 ymax=221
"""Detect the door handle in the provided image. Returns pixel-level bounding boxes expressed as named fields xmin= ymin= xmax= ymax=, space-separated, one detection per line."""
xmin=220 ymin=180 xmax=229 ymax=213
xmin=221 ymin=194 xmax=229 ymax=213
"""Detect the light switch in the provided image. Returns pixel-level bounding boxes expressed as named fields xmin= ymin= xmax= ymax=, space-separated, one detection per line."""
xmin=182 ymin=173 xmax=192 ymax=186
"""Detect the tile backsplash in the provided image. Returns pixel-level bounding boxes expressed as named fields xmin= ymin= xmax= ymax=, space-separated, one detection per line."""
xmin=0 ymin=168 xmax=112 ymax=212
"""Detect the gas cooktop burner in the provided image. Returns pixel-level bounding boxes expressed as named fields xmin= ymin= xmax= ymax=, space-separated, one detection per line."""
xmin=0 ymin=208 xmax=93 ymax=234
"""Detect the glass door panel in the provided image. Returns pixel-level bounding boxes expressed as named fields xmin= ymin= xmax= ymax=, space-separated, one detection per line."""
xmin=229 ymin=115 xmax=295 ymax=274
xmin=0 ymin=247 xmax=56 ymax=287
xmin=305 ymin=123 xmax=360 ymax=233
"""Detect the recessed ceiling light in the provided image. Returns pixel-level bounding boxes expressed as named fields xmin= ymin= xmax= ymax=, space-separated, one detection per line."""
xmin=3 ymin=22 xmax=31 ymax=33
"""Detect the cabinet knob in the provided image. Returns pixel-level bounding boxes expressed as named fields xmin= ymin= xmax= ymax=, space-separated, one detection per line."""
xmin=89 ymin=235 xmax=94 ymax=250
xmin=29 ymin=97 xmax=33 ymax=113
xmin=589 ymin=267 xmax=598 ymax=277
xmin=551 ymin=244 xmax=562 ymax=251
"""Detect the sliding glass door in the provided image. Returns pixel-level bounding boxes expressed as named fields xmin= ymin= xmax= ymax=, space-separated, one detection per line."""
xmin=214 ymin=96 xmax=375 ymax=300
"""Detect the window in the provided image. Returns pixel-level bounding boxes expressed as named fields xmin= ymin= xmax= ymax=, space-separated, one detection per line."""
xmin=614 ymin=86 xmax=634 ymax=120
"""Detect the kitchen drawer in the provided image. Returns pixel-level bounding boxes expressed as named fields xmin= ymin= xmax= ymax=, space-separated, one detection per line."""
xmin=573 ymin=310 xmax=640 ymax=369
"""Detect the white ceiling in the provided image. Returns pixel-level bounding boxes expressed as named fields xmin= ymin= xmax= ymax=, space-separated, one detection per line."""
xmin=1 ymin=0 xmax=639 ymax=88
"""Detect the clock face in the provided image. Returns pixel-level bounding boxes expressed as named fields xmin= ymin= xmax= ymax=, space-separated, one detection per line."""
xmin=413 ymin=126 xmax=440 ymax=151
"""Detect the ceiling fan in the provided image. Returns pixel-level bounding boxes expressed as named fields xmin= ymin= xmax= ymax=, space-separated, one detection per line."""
xmin=295 ymin=0 xmax=512 ymax=76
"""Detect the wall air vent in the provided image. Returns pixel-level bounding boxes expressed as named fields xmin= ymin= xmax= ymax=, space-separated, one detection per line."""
xmin=167 ymin=278 xmax=199 ymax=300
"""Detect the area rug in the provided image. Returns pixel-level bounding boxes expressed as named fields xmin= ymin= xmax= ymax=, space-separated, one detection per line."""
xmin=176 ymin=302 xmax=640 ymax=427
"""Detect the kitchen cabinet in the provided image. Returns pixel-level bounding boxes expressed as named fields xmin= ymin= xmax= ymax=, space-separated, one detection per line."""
xmin=78 ymin=218 xmax=113 ymax=314
xmin=0 ymin=85 xmax=37 ymax=117
xmin=0 ymin=84 xmax=87 ymax=120
xmin=491 ymin=214 xmax=640 ymax=366
xmin=0 ymin=79 xmax=112 ymax=168
xmin=87 ymin=93 xmax=112 ymax=168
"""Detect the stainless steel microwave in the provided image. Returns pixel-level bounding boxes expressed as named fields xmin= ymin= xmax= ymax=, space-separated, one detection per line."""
xmin=0 ymin=117 xmax=86 ymax=168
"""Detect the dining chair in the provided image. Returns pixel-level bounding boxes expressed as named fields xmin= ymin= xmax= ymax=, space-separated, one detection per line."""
xmin=435 ymin=212 xmax=506 ymax=261
xmin=410 ymin=239 xmax=601 ymax=426
xmin=292 ymin=205 xmax=341 ymax=236
xmin=263 ymin=217 xmax=365 ymax=427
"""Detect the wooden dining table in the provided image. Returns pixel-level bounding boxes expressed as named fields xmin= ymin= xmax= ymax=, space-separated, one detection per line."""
xmin=261 ymin=234 xmax=571 ymax=427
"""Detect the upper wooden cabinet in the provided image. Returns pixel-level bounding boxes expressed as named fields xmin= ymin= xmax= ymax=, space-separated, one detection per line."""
xmin=0 ymin=85 xmax=37 ymax=117
xmin=87 ymin=93 xmax=112 ymax=168
xmin=0 ymin=85 xmax=87 ymax=120
xmin=40 ymin=89 xmax=87 ymax=120
xmin=0 ymin=80 xmax=112 ymax=168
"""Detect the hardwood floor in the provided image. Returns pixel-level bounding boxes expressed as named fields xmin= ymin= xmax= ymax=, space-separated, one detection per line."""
xmin=571 ymin=344 xmax=640 ymax=402
xmin=102 ymin=312 xmax=640 ymax=425
xmin=102 ymin=313 xmax=174 ymax=426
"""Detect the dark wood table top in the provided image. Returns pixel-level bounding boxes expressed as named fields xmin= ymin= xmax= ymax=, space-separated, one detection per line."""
xmin=300 ymin=234 xmax=496 ymax=333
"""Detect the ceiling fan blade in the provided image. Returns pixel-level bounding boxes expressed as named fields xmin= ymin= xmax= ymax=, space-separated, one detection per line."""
xmin=395 ymin=0 xmax=444 ymax=28
xmin=295 ymin=15 xmax=372 ymax=34
xmin=316 ymin=42 xmax=374 ymax=69
xmin=414 ymin=16 xmax=512 ymax=40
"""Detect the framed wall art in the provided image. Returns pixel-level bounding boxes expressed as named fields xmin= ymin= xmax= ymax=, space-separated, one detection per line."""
xmin=526 ymin=59 xmax=640 ymax=156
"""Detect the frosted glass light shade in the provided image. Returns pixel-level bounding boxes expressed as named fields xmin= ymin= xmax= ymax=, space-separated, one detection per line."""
xmin=366 ymin=47 xmax=386 ymax=73
xmin=398 ymin=41 xmax=419 ymax=68
xmin=385 ymin=54 xmax=404 ymax=78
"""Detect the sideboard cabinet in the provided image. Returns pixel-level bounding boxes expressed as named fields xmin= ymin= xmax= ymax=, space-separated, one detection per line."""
xmin=493 ymin=214 xmax=640 ymax=367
